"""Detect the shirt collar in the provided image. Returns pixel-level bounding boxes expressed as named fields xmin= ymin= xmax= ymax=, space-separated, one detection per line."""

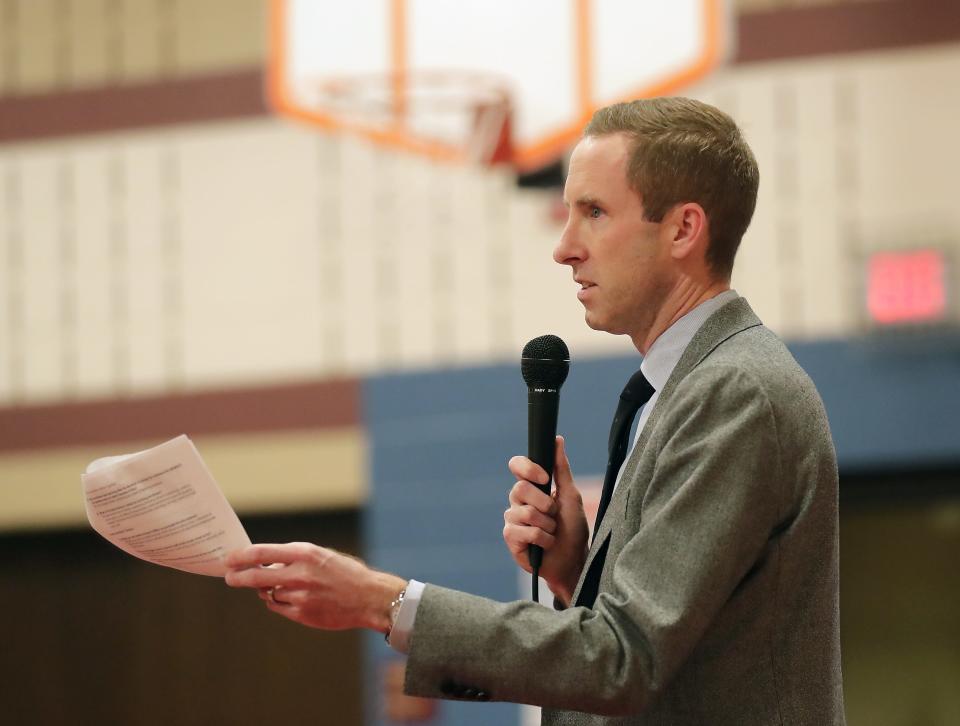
xmin=640 ymin=289 xmax=740 ymax=391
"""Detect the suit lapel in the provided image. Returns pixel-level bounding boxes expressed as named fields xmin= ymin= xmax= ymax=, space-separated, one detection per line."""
xmin=570 ymin=298 xmax=763 ymax=606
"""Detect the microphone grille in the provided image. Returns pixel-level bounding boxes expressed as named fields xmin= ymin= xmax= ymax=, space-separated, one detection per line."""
xmin=521 ymin=335 xmax=570 ymax=389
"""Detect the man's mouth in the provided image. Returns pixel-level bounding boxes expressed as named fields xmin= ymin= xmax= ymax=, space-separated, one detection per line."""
xmin=576 ymin=280 xmax=596 ymax=302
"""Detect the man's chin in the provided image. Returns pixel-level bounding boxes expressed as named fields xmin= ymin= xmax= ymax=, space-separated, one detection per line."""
xmin=584 ymin=311 xmax=612 ymax=334
xmin=584 ymin=311 xmax=631 ymax=337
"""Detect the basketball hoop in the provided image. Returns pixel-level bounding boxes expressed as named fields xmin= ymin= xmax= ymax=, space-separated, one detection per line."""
xmin=291 ymin=69 xmax=513 ymax=166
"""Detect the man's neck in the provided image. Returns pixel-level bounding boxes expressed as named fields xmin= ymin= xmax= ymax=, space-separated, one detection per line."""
xmin=633 ymin=276 xmax=730 ymax=355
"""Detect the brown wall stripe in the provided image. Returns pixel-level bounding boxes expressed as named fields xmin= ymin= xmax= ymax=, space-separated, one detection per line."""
xmin=735 ymin=0 xmax=960 ymax=65
xmin=0 ymin=69 xmax=266 ymax=144
xmin=1 ymin=1 xmax=959 ymax=146
xmin=0 ymin=378 xmax=360 ymax=452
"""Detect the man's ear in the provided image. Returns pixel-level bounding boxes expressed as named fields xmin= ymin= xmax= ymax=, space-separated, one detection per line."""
xmin=668 ymin=203 xmax=708 ymax=262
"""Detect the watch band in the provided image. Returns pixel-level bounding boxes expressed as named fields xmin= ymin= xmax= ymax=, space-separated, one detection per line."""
xmin=384 ymin=587 xmax=406 ymax=644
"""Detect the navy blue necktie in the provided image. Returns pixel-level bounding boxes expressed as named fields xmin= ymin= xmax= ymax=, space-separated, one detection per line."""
xmin=593 ymin=369 xmax=655 ymax=536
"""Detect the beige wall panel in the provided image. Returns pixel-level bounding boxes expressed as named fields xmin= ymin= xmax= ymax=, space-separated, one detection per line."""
xmin=415 ymin=157 xmax=462 ymax=365
xmin=72 ymin=139 xmax=120 ymax=398
xmin=123 ymin=139 xmax=168 ymax=392
xmin=855 ymin=46 xmax=960 ymax=244
xmin=721 ymin=70 xmax=790 ymax=336
xmin=312 ymin=137 xmax=347 ymax=371
xmin=19 ymin=148 xmax=63 ymax=400
xmin=173 ymin=0 xmax=266 ymax=74
xmin=0 ymin=157 xmax=16 ymax=401
xmin=0 ymin=8 xmax=12 ymax=94
xmin=120 ymin=0 xmax=163 ymax=82
xmin=506 ymin=192 xmax=557 ymax=352
xmin=447 ymin=165 xmax=544 ymax=366
xmin=0 ymin=445 xmax=97 ymax=529
xmin=391 ymin=154 xmax=444 ymax=368
xmin=197 ymin=428 xmax=366 ymax=514
xmin=446 ymin=166 xmax=501 ymax=364
xmin=3 ymin=0 xmax=266 ymax=97
xmin=178 ymin=120 xmax=324 ymax=388
xmin=434 ymin=162 xmax=468 ymax=363
xmin=68 ymin=0 xmax=112 ymax=88
xmin=480 ymin=171 xmax=520 ymax=358
xmin=14 ymin=0 xmax=59 ymax=93
xmin=336 ymin=137 xmax=383 ymax=371
xmin=793 ymin=66 xmax=849 ymax=338
xmin=366 ymin=151 xmax=405 ymax=366
xmin=0 ymin=428 xmax=365 ymax=531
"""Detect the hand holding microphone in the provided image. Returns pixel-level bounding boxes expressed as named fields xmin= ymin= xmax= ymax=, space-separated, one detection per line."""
xmin=501 ymin=335 xmax=589 ymax=604
xmin=504 ymin=436 xmax=589 ymax=606
xmin=520 ymin=335 xmax=569 ymax=571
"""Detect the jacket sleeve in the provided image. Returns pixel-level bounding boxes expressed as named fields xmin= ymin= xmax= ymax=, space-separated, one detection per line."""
xmin=403 ymin=366 xmax=786 ymax=716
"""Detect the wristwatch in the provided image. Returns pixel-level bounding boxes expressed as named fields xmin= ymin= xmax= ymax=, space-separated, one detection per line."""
xmin=384 ymin=586 xmax=407 ymax=644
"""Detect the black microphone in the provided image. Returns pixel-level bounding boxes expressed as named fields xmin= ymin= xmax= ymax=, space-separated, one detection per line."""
xmin=520 ymin=334 xmax=570 ymax=600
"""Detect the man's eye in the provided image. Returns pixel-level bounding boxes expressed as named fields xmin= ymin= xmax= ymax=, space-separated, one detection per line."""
xmin=590 ymin=207 xmax=602 ymax=218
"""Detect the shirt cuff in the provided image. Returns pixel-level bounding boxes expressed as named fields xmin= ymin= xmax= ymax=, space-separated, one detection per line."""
xmin=388 ymin=578 xmax=425 ymax=654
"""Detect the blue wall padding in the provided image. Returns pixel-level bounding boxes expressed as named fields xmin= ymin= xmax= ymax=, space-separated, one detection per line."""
xmin=790 ymin=334 xmax=960 ymax=470
xmin=362 ymin=332 xmax=960 ymax=725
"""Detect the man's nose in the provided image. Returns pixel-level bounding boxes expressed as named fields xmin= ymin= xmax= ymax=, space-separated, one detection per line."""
xmin=553 ymin=221 xmax=582 ymax=266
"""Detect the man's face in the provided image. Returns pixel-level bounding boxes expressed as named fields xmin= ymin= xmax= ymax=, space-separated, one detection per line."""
xmin=555 ymin=133 xmax=674 ymax=342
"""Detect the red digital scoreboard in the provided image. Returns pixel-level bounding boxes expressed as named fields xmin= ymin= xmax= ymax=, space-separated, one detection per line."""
xmin=866 ymin=248 xmax=950 ymax=326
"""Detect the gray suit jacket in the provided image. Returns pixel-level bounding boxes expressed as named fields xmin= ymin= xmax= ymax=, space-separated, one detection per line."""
xmin=404 ymin=298 xmax=846 ymax=725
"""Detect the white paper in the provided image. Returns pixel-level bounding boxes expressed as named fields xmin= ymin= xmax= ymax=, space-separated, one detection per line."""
xmin=81 ymin=435 xmax=251 ymax=576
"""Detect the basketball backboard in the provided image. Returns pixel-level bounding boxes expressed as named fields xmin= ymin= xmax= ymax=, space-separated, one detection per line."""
xmin=268 ymin=0 xmax=734 ymax=169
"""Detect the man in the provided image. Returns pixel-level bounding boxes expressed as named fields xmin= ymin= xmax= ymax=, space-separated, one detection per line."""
xmin=225 ymin=97 xmax=845 ymax=724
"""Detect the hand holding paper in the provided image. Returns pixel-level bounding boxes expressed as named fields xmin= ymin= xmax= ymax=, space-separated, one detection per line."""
xmin=81 ymin=435 xmax=251 ymax=576
xmin=224 ymin=542 xmax=406 ymax=633
xmin=80 ymin=435 xmax=402 ymax=634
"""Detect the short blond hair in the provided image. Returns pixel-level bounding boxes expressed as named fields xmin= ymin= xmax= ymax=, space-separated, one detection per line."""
xmin=584 ymin=97 xmax=759 ymax=278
